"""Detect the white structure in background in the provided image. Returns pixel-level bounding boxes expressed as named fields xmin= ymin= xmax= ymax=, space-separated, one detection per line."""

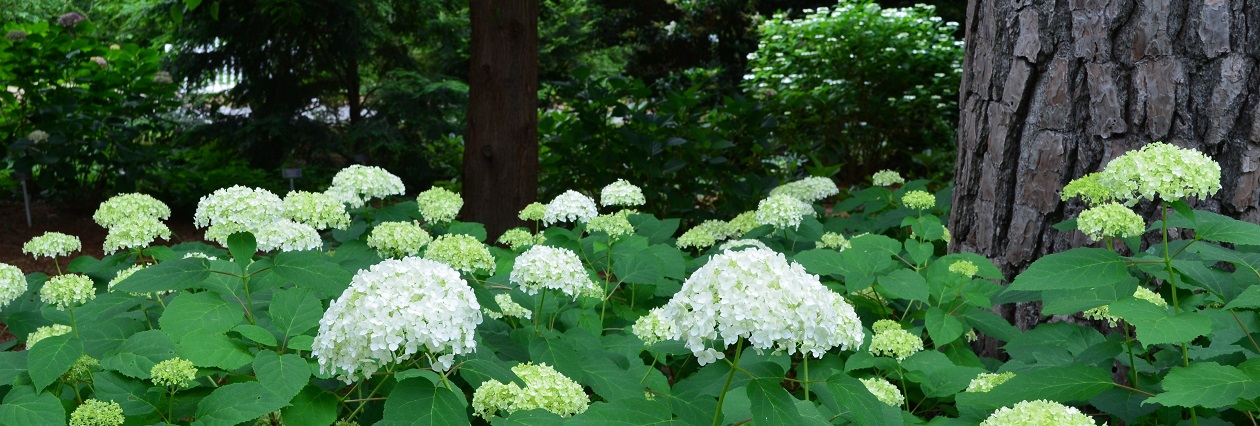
xmin=166 ymin=39 xmax=240 ymax=94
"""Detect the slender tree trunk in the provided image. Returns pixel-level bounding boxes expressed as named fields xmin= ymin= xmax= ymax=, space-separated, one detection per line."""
xmin=464 ymin=0 xmax=540 ymax=240
xmin=952 ymin=0 xmax=1260 ymax=356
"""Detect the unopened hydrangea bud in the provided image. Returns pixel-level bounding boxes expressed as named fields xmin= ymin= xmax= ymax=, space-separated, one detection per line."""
xmin=366 ymin=221 xmax=431 ymax=258
xmin=872 ymin=170 xmax=905 ymax=186
xmin=519 ymin=202 xmax=546 ymax=221
xmin=677 ymin=220 xmax=734 ymax=250
xmin=600 ymin=179 xmax=646 ymax=207
xmin=497 ymin=228 xmax=536 ymax=250
xmin=151 ymin=357 xmax=197 ymax=388
xmin=543 ymin=190 xmax=598 ymax=226
xmin=769 ymin=176 xmax=838 ymax=203
xmin=586 ymin=213 xmax=634 ymax=238
xmin=424 ymin=234 xmax=495 ymax=275
xmin=510 ymin=245 xmax=598 ymax=299
xmin=23 ymin=232 xmax=81 ymax=259
xmin=901 ymin=190 xmax=936 ymax=211
xmin=965 ymin=371 xmax=1015 ymax=393
xmin=27 ymin=324 xmax=72 ymax=348
xmin=755 ymin=194 xmax=815 ymax=230
xmin=69 ymin=399 xmax=124 ymax=426
xmin=949 ymin=260 xmax=978 ymax=278
xmin=868 ymin=320 xmax=923 ymax=361
xmin=632 ymin=307 xmax=677 ymax=345
xmin=0 ymin=263 xmax=26 ymax=309
xmin=283 ymin=191 xmax=350 ymax=230
xmin=27 ymin=129 xmax=48 ymax=143
xmin=472 ymin=363 xmax=589 ymax=419
xmin=1083 ymin=286 xmax=1166 ymax=327
xmin=327 ymin=165 xmax=405 ymax=207
xmin=1077 ymin=202 xmax=1144 ymax=242
xmin=41 ymin=274 xmax=95 ymax=310
xmin=255 ymin=219 xmax=322 ymax=252
xmin=816 ymin=232 xmax=850 ymax=250
xmin=980 ymin=400 xmax=1097 ymax=426
xmin=416 ymin=187 xmax=463 ymax=224
xmin=860 ymin=377 xmax=904 ymax=407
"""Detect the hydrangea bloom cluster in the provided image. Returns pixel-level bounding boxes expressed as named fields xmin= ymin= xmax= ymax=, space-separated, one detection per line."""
xmin=817 ymin=232 xmax=851 ymax=250
xmin=194 ymin=186 xmax=285 ymax=245
xmin=28 ymin=129 xmax=49 ymax=142
xmin=518 ymin=202 xmax=547 ymax=221
xmin=23 ymin=232 xmax=82 ymax=259
xmin=497 ymin=228 xmax=538 ymax=250
xmin=282 ymin=191 xmax=350 ymax=230
xmin=27 ymin=324 xmax=72 ymax=348
xmin=416 ymin=187 xmax=463 ymax=223
xmin=471 ymin=363 xmax=589 ymax=420
xmin=1060 ymin=173 xmax=1113 ymax=207
xmin=94 ymin=194 xmax=172 ymax=252
xmin=901 ymin=190 xmax=936 ymax=210
xmin=949 ymin=260 xmax=979 ymax=278
xmin=677 ymin=220 xmax=735 ymax=250
xmin=255 ymin=219 xmax=322 ymax=252
xmin=0 ymin=263 xmax=26 ymax=309
xmin=41 ymin=274 xmax=95 ymax=310
xmin=980 ymin=400 xmax=1099 ymax=426
xmin=69 ymin=399 xmax=125 ymax=426
xmin=313 ymin=258 xmax=481 ymax=383
xmin=600 ymin=179 xmax=646 ymax=207
xmin=1097 ymin=142 xmax=1221 ymax=204
xmin=867 ymin=319 xmax=923 ymax=361
xmin=872 ymin=170 xmax=905 ymax=186
xmin=366 ymin=221 xmax=432 ymax=258
xmin=1083 ymin=286 xmax=1166 ymax=327
xmin=102 ymin=215 xmax=172 ymax=254
xmin=860 ymin=377 xmax=904 ymax=407
xmin=6 ymin=30 xmax=26 ymax=42
xmin=1077 ymin=202 xmax=1145 ymax=242
xmin=655 ymin=248 xmax=864 ymax=364
xmin=755 ymin=195 xmax=815 ymax=230
xmin=484 ymin=293 xmax=532 ymax=320
xmin=769 ymin=176 xmax=839 ymax=203
xmin=586 ymin=213 xmax=634 ymax=238
xmin=64 ymin=355 xmax=100 ymax=382
xmin=543 ymin=190 xmax=599 ymax=226
xmin=728 ymin=211 xmax=760 ymax=236
xmin=631 ymin=307 xmax=678 ymax=345
xmin=718 ymin=239 xmax=771 ymax=252
xmin=151 ymin=357 xmax=197 ymax=388
xmin=107 ymin=265 xmax=146 ymax=296
xmin=510 ymin=245 xmax=599 ymax=299
xmin=423 ymin=234 xmax=496 ymax=275
xmin=326 ymin=165 xmax=406 ymax=208
xmin=965 ymin=371 xmax=1016 ymax=393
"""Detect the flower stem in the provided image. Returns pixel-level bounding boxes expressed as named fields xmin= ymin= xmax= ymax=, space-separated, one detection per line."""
xmin=1122 ymin=324 xmax=1140 ymax=390
xmin=713 ymin=339 xmax=745 ymax=426
xmin=802 ymin=356 xmax=810 ymax=402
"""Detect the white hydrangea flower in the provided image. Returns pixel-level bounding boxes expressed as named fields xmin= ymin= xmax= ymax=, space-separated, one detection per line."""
xmin=718 ymin=239 xmax=770 ymax=252
xmin=472 ymin=363 xmax=589 ymax=420
xmin=41 ymin=274 xmax=95 ymax=310
xmin=677 ymin=220 xmax=735 ymax=250
xmin=23 ymin=232 xmax=81 ymax=259
xmin=816 ymin=232 xmax=851 ymax=250
xmin=255 ymin=219 xmax=322 ymax=252
xmin=324 ymin=184 xmax=365 ymax=209
xmin=423 ymin=234 xmax=496 ymax=275
xmin=1084 ymin=286 xmax=1167 ymax=327
xmin=754 ymin=195 xmax=815 ymax=230
xmin=0 ymin=263 xmax=26 ymax=309
xmin=510 ymin=245 xmax=599 ymax=299
xmin=600 ymin=179 xmax=646 ymax=207
xmin=327 ymin=165 xmax=406 ymax=206
xmin=107 ymin=264 xmax=144 ymax=292
xmin=965 ymin=371 xmax=1016 ymax=393
xmin=586 ymin=213 xmax=634 ymax=238
xmin=150 ymin=357 xmax=197 ymax=388
xmin=415 ymin=187 xmax=463 ymax=224
xmin=518 ymin=202 xmax=547 ymax=221
xmin=980 ymin=400 xmax=1099 ymax=426
xmin=1098 ymin=142 xmax=1221 ymax=204
xmin=632 ymin=307 xmax=678 ymax=345
xmin=860 ymin=377 xmax=904 ymax=407
xmin=656 ymin=248 xmax=864 ymax=364
xmin=27 ymin=324 xmax=72 ymax=349
xmin=93 ymin=193 xmax=171 ymax=227
xmin=488 ymin=293 xmax=532 ymax=320
xmin=102 ymin=216 xmax=171 ymax=254
xmin=313 ymin=257 xmax=482 ymax=384
xmin=283 ymin=191 xmax=351 ymax=230
xmin=543 ymin=190 xmax=599 ymax=226
xmin=769 ymin=176 xmax=839 ymax=203
xmin=193 ymin=186 xmax=283 ymax=238
xmin=1077 ymin=202 xmax=1145 ymax=242
xmin=497 ymin=228 xmax=537 ymax=250
xmin=867 ymin=320 xmax=924 ymax=361
xmin=367 ymin=221 xmax=432 ymax=258
xmin=872 ymin=170 xmax=905 ymax=186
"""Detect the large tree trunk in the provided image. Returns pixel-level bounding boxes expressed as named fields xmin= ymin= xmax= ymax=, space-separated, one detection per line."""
xmin=951 ymin=0 xmax=1260 ymax=354
xmin=464 ymin=0 xmax=540 ymax=240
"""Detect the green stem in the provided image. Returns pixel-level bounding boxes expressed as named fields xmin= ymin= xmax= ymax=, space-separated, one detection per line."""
xmin=1162 ymin=202 xmax=1197 ymax=426
xmin=713 ymin=339 xmax=745 ymax=426
xmin=1231 ymin=310 xmax=1260 ymax=354
xmin=345 ymin=364 xmax=396 ymax=422
xmin=241 ymin=275 xmax=256 ymax=325
xmin=166 ymin=387 xmax=177 ymax=423
xmin=534 ymin=291 xmax=546 ymax=335
xmin=68 ymin=305 xmax=80 ymax=338
xmin=1122 ymin=323 xmax=1140 ymax=390
xmin=802 ymin=356 xmax=810 ymax=402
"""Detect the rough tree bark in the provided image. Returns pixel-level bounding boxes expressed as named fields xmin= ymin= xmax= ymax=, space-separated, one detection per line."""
xmin=464 ymin=0 xmax=540 ymax=240
xmin=951 ymin=0 xmax=1260 ymax=354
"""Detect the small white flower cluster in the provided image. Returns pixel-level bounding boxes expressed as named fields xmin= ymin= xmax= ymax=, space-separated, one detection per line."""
xmin=631 ymin=307 xmax=678 ymax=345
xmin=867 ymin=319 xmax=923 ymax=361
xmin=1076 ymin=202 xmax=1145 ymax=242
xmin=472 ymin=363 xmax=589 ymax=420
xmin=497 ymin=228 xmax=541 ymax=250
xmin=965 ymin=371 xmax=1015 ymax=393
xmin=95 ymin=194 xmax=172 ymax=253
xmin=27 ymin=324 xmax=72 ymax=348
xmin=1083 ymin=286 xmax=1166 ymax=327
xmin=728 ymin=211 xmax=760 ymax=236
xmin=518 ymin=202 xmax=547 ymax=221
xmin=816 ymin=232 xmax=851 ymax=250
xmin=107 ymin=264 xmax=148 ymax=297
xmin=586 ymin=213 xmax=634 ymax=238
xmin=1097 ymin=142 xmax=1221 ymax=204
xmin=600 ymin=179 xmax=646 ymax=207
xmin=652 ymin=248 xmax=864 ymax=364
xmin=901 ymin=190 xmax=936 ymax=211
xmin=0 ymin=263 xmax=26 ymax=309
xmin=769 ymin=176 xmax=839 ymax=203
xmin=69 ymin=399 xmax=125 ymax=426
xmin=755 ymin=195 xmax=815 ymax=230
xmin=415 ymin=187 xmax=463 ymax=224
xmin=872 ymin=170 xmax=905 ymax=186
xmin=283 ymin=191 xmax=351 ymax=230
xmin=677 ymin=220 xmax=735 ymax=250
xmin=366 ymin=221 xmax=432 ymax=258
xmin=313 ymin=258 xmax=482 ymax=384
xmin=484 ymin=293 xmax=532 ymax=320
xmin=22 ymin=232 xmax=81 ymax=259
xmin=255 ymin=219 xmax=323 ymax=252
xmin=423 ymin=234 xmax=496 ymax=275
xmin=860 ymin=377 xmax=904 ymax=407
xmin=948 ymin=260 xmax=979 ymax=278
xmin=510 ymin=245 xmax=600 ymax=299
xmin=195 ymin=186 xmax=321 ymax=251
xmin=980 ymin=400 xmax=1099 ymax=426
xmin=325 ymin=165 xmax=406 ymax=208
xmin=543 ymin=190 xmax=599 ymax=226
xmin=40 ymin=274 xmax=95 ymax=310
xmin=150 ymin=357 xmax=197 ymax=388
xmin=718 ymin=239 xmax=770 ymax=252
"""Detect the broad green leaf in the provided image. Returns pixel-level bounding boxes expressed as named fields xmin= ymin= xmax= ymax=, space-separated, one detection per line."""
xmin=794 ymin=249 xmax=844 ymax=277
xmin=0 ymin=351 xmax=28 ymax=386
xmin=268 ymin=287 xmax=322 ymax=339
xmin=577 ymin=353 xmax=669 ymax=403
xmin=660 ymin=393 xmax=717 ymax=426
xmin=447 ymin=221 xmax=489 ymax=241
xmin=956 ymin=365 xmax=1113 ymax=419
xmin=963 ymin=308 xmax=1021 ymax=342
xmin=1225 ymin=285 xmax=1260 ymax=310
xmin=78 ymin=316 xmax=145 ymax=359
xmin=823 ymin=373 xmax=903 ymax=426
xmin=101 ymin=329 xmax=178 ymax=379
xmin=112 ymin=257 xmax=209 ymax=293
xmin=281 ymin=385 xmax=339 ymax=426
xmin=254 ymin=350 xmax=309 ymax=401
xmin=879 ymin=269 xmax=929 ymax=302
xmin=227 ymin=232 xmax=256 ymax=271
xmin=193 ymin=382 xmax=289 ymax=426
xmin=1088 ymin=389 xmax=1156 ymax=425
xmin=1110 ymin=299 xmax=1212 ymax=346
xmin=159 ymin=291 xmax=245 ymax=343
xmin=1174 ymin=259 xmax=1243 ymax=300
xmin=1041 ymin=276 xmax=1137 ymax=315
xmin=377 ymin=379 xmax=470 ymax=426
xmin=271 ymin=250 xmax=353 ymax=298
xmin=628 ymin=215 xmax=681 ymax=245
xmin=1007 ymin=248 xmax=1130 ymax=291
xmin=496 ymin=410 xmax=565 ymax=425
xmin=1003 ymin=322 xmax=1105 ymax=364
xmin=459 ymin=357 xmax=525 ymax=388
xmin=330 ymin=239 xmax=382 ymax=272
xmin=718 ymin=385 xmax=752 ymax=425
xmin=611 ymin=243 xmax=685 ymax=285
xmin=901 ymin=351 xmax=986 ymax=398
xmin=1195 ymin=211 xmax=1260 ymax=245
xmin=74 ymin=292 xmax=143 ymax=325
xmin=925 ymin=307 xmax=966 ymax=345
xmin=904 ymin=215 xmax=945 ymax=241
xmin=1145 ymin=362 xmax=1260 ymax=409
xmin=904 ymin=239 xmax=934 ymax=266
xmin=748 ymin=378 xmax=805 ymax=425
xmin=232 ymin=324 xmax=277 ymax=347
xmin=0 ymin=386 xmax=65 ymax=425
xmin=93 ymin=371 xmax=160 ymax=415
xmin=28 ymin=333 xmax=82 ymax=391
xmin=568 ymin=398 xmax=677 ymax=425
xmin=177 ymin=333 xmax=253 ymax=370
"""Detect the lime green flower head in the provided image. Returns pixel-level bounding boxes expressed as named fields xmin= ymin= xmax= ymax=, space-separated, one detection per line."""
xmin=965 ymin=371 xmax=1015 ymax=393
xmin=472 ymin=363 xmax=590 ymax=419
xmin=755 ymin=194 xmax=815 ymax=230
xmin=631 ymin=307 xmax=678 ymax=345
xmin=1083 ymin=286 xmax=1166 ymax=327
xmin=518 ymin=202 xmax=546 ymax=221
xmin=860 ymin=377 xmax=904 ymax=407
xmin=255 ymin=219 xmax=322 ymax=252
xmin=728 ymin=211 xmax=760 ymax=236
xmin=677 ymin=220 xmax=734 ymax=250
xmin=424 ymin=234 xmax=496 ymax=275
xmin=872 ymin=170 xmax=905 ymax=187
xmin=769 ymin=176 xmax=839 ymax=203
xmin=1077 ymin=202 xmax=1145 ymax=242
xmin=93 ymin=193 xmax=171 ymax=227
xmin=23 ymin=232 xmax=81 ymax=259
xmin=0 ymin=263 xmax=27 ymax=310
xmin=102 ymin=216 xmax=171 ymax=254
xmin=327 ymin=165 xmax=406 ymax=207
xmin=27 ymin=324 xmax=72 ymax=349
xmin=41 ymin=274 xmax=95 ymax=310
xmin=283 ymin=191 xmax=351 ymax=230
xmin=980 ymin=400 xmax=1097 ymax=426
xmin=867 ymin=320 xmax=923 ymax=361
xmin=901 ymin=190 xmax=936 ymax=211
xmin=366 ymin=221 xmax=432 ymax=258
xmin=816 ymin=232 xmax=851 ymax=250
xmin=416 ymin=187 xmax=463 ymax=224
xmin=151 ymin=357 xmax=197 ymax=388
xmin=69 ymin=399 xmax=124 ymax=426
xmin=1097 ymin=142 xmax=1221 ymax=204
xmin=497 ymin=228 xmax=537 ymax=250
xmin=949 ymin=260 xmax=979 ymax=278
xmin=586 ymin=213 xmax=634 ymax=238
xmin=1061 ymin=172 xmax=1114 ymax=206
xmin=600 ymin=179 xmax=646 ymax=207
xmin=487 ymin=293 xmax=532 ymax=320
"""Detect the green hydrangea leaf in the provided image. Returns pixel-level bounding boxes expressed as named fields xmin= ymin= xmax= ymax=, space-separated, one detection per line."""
xmin=28 ymin=333 xmax=82 ymax=391
xmin=0 ymin=385 xmax=65 ymax=426
xmin=1145 ymin=362 xmax=1260 ymax=409
xmin=112 ymin=257 xmax=209 ymax=293
xmin=101 ymin=329 xmax=178 ymax=379
xmin=377 ymin=378 xmax=470 ymax=426
xmin=270 ymin=250 xmax=353 ymax=299
xmin=193 ymin=382 xmax=289 ymax=426
xmin=159 ymin=291 xmax=245 ymax=344
xmin=1109 ymin=299 xmax=1212 ymax=346
xmin=1007 ymin=247 xmax=1129 ymax=292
